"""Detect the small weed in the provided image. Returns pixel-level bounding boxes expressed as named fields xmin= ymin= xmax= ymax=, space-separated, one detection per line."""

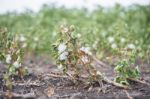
xmin=114 ymin=50 xmax=141 ymax=85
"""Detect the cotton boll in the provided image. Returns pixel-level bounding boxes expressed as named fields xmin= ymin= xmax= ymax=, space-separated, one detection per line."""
xmin=108 ymin=36 xmax=114 ymax=43
xmin=59 ymin=51 xmax=68 ymax=61
xmin=6 ymin=54 xmax=11 ymax=64
xmin=58 ymin=43 xmax=67 ymax=53
xmin=13 ymin=61 xmax=21 ymax=68
xmin=80 ymin=47 xmax=92 ymax=55
xmin=127 ymin=44 xmax=136 ymax=49
xmin=20 ymin=35 xmax=26 ymax=42
xmin=121 ymin=37 xmax=126 ymax=43
xmin=111 ymin=43 xmax=117 ymax=49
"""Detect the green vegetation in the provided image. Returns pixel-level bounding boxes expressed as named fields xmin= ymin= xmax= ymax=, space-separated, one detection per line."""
xmin=0 ymin=27 xmax=27 ymax=89
xmin=0 ymin=5 xmax=149 ymax=59
xmin=0 ymin=4 xmax=150 ymax=87
xmin=114 ymin=50 xmax=141 ymax=85
xmin=52 ymin=25 xmax=98 ymax=81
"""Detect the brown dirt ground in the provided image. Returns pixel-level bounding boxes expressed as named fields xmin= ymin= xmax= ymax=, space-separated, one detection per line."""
xmin=0 ymin=54 xmax=150 ymax=99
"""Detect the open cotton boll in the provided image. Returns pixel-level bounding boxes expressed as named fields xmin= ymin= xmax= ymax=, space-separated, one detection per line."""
xmin=20 ymin=35 xmax=26 ymax=42
xmin=111 ymin=43 xmax=117 ymax=49
xmin=121 ymin=37 xmax=126 ymax=43
xmin=127 ymin=43 xmax=136 ymax=49
xmin=59 ymin=51 xmax=68 ymax=61
xmin=80 ymin=47 xmax=92 ymax=55
xmin=108 ymin=36 xmax=114 ymax=43
xmin=58 ymin=43 xmax=67 ymax=53
xmin=13 ymin=61 xmax=21 ymax=68
xmin=6 ymin=54 xmax=12 ymax=64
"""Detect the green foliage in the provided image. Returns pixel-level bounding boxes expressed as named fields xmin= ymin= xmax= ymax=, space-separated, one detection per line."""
xmin=0 ymin=27 xmax=28 ymax=89
xmin=52 ymin=25 xmax=100 ymax=81
xmin=114 ymin=51 xmax=141 ymax=85
xmin=0 ymin=5 xmax=149 ymax=60
xmin=0 ymin=27 xmax=7 ymax=60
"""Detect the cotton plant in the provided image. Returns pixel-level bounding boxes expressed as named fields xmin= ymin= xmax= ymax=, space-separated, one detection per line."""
xmin=114 ymin=50 xmax=141 ymax=85
xmin=0 ymin=27 xmax=28 ymax=89
xmin=52 ymin=25 xmax=102 ymax=82
xmin=5 ymin=41 xmax=27 ymax=76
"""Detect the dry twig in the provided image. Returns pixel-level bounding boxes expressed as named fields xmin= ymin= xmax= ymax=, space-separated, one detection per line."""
xmin=0 ymin=90 xmax=36 ymax=98
xmin=128 ymin=78 xmax=150 ymax=86
xmin=124 ymin=90 xmax=133 ymax=99
xmin=12 ymin=79 xmax=45 ymax=87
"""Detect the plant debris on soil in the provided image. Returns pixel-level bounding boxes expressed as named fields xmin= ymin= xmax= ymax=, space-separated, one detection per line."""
xmin=0 ymin=54 xmax=150 ymax=99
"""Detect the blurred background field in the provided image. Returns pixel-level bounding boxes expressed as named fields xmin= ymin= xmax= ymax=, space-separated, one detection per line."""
xmin=0 ymin=0 xmax=150 ymax=61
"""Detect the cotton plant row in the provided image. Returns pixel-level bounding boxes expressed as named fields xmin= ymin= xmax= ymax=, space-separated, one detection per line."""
xmin=95 ymin=35 xmax=143 ymax=85
xmin=78 ymin=20 xmax=148 ymax=61
xmin=52 ymin=25 xmax=144 ymax=88
xmin=1 ymin=5 xmax=149 ymax=60
xmin=107 ymin=36 xmax=136 ymax=49
xmin=0 ymin=27 xmax=28 ymax=89
xmin=93 ymin=33 xmax=137 ymax=50
xmin=0 ymin=25 xmax=145 ymax=90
